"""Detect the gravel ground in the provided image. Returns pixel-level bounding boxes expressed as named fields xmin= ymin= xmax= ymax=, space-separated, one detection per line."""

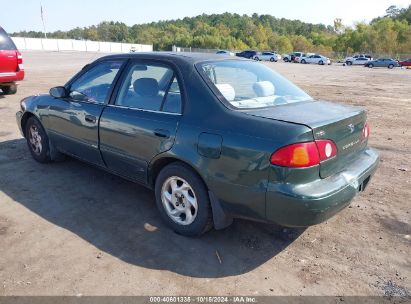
xmin=0 ymin=51 xmax=410 ymax=296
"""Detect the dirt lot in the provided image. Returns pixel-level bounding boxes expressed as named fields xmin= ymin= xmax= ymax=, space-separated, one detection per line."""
xmin=0 ymin=51 xmax=410 ymax=296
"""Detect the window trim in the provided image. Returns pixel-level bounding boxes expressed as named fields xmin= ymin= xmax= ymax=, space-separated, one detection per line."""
xmin=106 ymin=104 xmax=182 ymax=116
xmin=109 ymin=59 xmax=184 ymax=115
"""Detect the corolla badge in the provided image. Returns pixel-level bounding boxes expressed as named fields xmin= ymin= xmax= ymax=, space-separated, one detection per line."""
xmin=348 ymin=124 xmax=355 ymax=133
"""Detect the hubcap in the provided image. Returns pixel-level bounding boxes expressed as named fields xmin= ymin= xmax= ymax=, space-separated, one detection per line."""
xmin=29 ymin=125 xmax=42 ymax=155
xmin=161 ymin=176 xmax=198 ymax=226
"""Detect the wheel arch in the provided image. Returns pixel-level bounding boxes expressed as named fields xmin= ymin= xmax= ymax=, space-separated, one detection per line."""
xmin=148 ymin=155 xmax=207 ymax=190
xmin=20 ymin=112 xmax=39 ymax=138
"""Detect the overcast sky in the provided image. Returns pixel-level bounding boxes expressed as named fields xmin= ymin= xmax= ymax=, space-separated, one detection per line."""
xmin=1 ymin=0 xmax=410 ymax=33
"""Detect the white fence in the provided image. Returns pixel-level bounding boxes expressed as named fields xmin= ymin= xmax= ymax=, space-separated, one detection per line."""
xmin=11 ymin=37 xmax=153 ymax=53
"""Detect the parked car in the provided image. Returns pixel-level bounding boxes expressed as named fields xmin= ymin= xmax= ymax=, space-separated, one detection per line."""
xmin=296 ymin=53 xmax=314 ymax=63
xmin=398 ymin=59 xmax=411 ymax=67
xmin=236 ymin=50 xmax=257 ymax=59
xmin=16 ymin=53 xmax=379 ymax=236
xmin=294 ymin=53 xmax=314 ymax=63
xmin=216 ymin=50 xmax=235 ymax=56
xmin=253 ymin=52 xmax=279 ymax=62
xmin=345 ymin=54 xmax=373 ymax=65
xmin=0 ymin=26 xmax=24 ymax=95
xmin=300 ymin=54 xmax=331 ymax=65
xmin=346 ymin=57 xmax=370 ymax=66
xmin=283 ymin=52 xmax=303 ymax=62
xmin=365 ymin=58 xmax=399 ymax=69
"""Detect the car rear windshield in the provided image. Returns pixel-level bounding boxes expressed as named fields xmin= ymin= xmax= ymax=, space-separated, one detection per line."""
xmin=198 ymin=60 xmax=312 ymax=109
xmin=0 ymin=28 xmax=17 ymax=50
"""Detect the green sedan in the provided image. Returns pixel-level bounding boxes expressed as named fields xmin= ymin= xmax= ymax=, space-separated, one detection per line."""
xmin=16 ymin=53 xmax=379 ymax=236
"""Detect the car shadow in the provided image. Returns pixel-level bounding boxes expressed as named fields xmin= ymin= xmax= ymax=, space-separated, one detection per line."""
xmin=0 ymin=138 xmax=305 ymax=278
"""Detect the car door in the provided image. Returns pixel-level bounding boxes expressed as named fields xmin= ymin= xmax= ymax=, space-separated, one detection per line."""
xmin=48 ymin=60 xmax=126 ymax=166
xmin=375 ymin=59 xmax=384 ymax=67
xmin=354 ymin=58 xmax=364 ymax=65
xmin=99 ymin=60 xmax=183 ymax=183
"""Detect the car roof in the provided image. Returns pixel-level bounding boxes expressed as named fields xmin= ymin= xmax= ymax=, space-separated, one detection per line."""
xmin=98 ymin=52 xmax=248 ymax=64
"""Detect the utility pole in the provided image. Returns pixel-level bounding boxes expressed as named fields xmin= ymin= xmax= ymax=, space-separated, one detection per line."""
xmin=40 ymin=3 xmax=47 ymax=38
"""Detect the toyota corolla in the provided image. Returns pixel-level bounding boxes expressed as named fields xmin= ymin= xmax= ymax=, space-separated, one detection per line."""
xmin=16 ymin=53 xmax=379 ymax=236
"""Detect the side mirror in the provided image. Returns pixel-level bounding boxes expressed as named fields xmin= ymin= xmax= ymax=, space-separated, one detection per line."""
xmin=49 ymin=86 xmax=68 ymax=98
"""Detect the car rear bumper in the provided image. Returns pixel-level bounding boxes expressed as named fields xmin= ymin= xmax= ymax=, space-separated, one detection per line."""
xmin=0 ymin=70 xmax=25 ymax=84
xmin=266 ymin=147 xmax=379 ymax=227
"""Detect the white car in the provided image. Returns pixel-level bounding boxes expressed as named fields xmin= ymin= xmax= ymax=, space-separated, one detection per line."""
xmin=216 ymin=50 xmax=235 ymax=56
xmin=345 ymin=56 xmax=371 ymax=66
xmin=253 ymin=52 xmax=280 ymax=62
xmin=295 ymin=53 xmax=314 ymax=63
xmin=300 ymin=54 xmax=331 ymax=65
xmin=344 ymin=54 xmax=373 ymax=65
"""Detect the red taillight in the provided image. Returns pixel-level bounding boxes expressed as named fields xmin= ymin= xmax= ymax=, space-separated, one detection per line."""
xmin=17 ymin=51 xmax=24 ymax=71
xmin=362 ymin=122 xmax=370 ymax=141
xmin=270 ymin=140 xmax=337 ymax=168
xmin=17 ymin=52 xmax=23 ymax=64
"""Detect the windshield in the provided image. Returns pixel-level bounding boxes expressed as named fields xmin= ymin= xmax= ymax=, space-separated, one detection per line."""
xmin=199 ymin=60 xmax=312 ymax=109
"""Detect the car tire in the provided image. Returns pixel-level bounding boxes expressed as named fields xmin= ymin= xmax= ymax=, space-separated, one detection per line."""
xmin=319 ymin=60 xmax=324 ymax=65
xmin=284 ymin=58 xmax=289 ymax=62
xmin=388 ymin=64 xmax=394 ymax=69
xmin=25 ymin=117 xmax=52 ymax=163
xmin=1 ymin=84 xmax=17 ymax=95
xmin=155 ymin=162 xmax=213 ymax=236
xmin=347 ymin=61 xmax=353 ymax=66
xmin=254 ymin=57 xmax=259 ymax=61
xmin=368 ymin=64 xmax=374 ymax=68
xmin=270 ymin=57 xmax=275 ymax=62
xmin=301 ymin=59 xmax=306 ymax=64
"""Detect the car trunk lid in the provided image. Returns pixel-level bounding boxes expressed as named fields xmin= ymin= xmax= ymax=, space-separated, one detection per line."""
xmin=245 ymin=100 xmax=367 ymax=178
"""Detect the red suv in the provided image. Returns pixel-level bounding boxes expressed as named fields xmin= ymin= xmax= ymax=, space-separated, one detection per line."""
xmin=0 ymin=27 xmax=24 ymax=95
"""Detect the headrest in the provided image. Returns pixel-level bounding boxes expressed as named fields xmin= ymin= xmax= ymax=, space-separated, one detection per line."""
xmin=134 ymin=78 xmax=159 ymax=97
xmin=215 ymin=83 xmax=235 ymax=101
xmin=253 ymin=81 xmax=275 ymax=97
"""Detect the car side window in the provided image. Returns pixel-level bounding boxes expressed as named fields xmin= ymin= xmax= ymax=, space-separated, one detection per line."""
xmin=69 ymin=61 xmax=123 ymax=104
xmin=162 ymin=77 xmax=182 ymax=114
xmin=0 ymin=29 xmax=17 ymax=50
xmin=116 ymin=63 xmax=182 ymax=113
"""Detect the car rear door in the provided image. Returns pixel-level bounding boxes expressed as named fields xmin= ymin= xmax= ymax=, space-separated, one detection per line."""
xmin=0 ymin=28 xmax=18 ymax=75
xmin=99 ymin=60 xmax=183 ymax=183
xmin=48 ymin=59 xmax=126 ymax=166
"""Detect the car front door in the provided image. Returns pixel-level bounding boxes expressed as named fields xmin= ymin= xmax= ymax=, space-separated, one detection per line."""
xmin=375 ymin=59 xmax=385 ymax=67
xmin=48 ymin=60 xmax=125 ymax=166
xmin=99 ymin=60 xmax=183 ymax=183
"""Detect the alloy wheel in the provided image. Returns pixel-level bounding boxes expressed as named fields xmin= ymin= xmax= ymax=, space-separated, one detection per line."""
xmin=161 ymin=176 xmax=198 ymax=226
xmin=29 ymin=125 xmax=42 ymax=155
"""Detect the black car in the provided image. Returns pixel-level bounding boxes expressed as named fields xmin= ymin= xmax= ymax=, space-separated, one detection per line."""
xmin=236 ymin=50 xmax=257 ymax=59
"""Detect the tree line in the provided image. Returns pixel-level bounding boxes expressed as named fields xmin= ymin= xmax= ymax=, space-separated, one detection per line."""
xmin=12 ymin=5 xmax=411 ymax=57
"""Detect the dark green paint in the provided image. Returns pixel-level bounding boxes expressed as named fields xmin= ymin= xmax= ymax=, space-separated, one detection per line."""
xmin=16 ymin=53 xmax=379 ymax=228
